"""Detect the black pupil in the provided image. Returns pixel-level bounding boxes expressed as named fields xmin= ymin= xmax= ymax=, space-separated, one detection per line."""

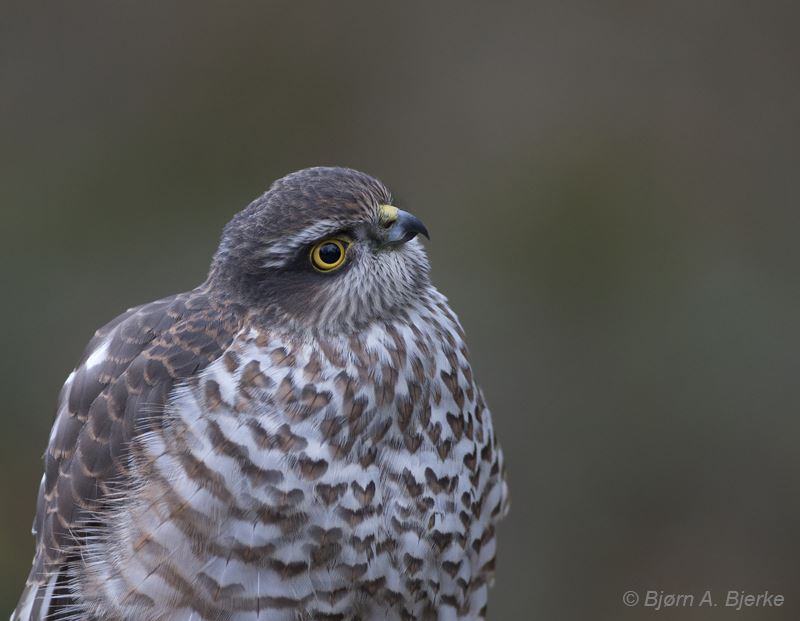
xmin=319 ymin=243 xmax=342 ymax=265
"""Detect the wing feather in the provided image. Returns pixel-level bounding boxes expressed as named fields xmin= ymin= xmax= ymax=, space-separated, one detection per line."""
xmin=14 ymin=286 xmax=244 ymax=620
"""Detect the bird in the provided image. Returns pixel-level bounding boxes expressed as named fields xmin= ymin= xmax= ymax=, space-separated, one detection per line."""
xmin=13 ymin=167 xmax=509 ymax=621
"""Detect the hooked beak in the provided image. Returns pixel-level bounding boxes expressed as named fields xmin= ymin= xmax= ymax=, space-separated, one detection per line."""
xmin=379 ymin=205 xmax=430 ymax=247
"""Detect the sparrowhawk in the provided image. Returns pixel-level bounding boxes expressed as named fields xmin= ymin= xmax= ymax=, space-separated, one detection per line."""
xmin=13 ymin=167 xmax=509 ymax=621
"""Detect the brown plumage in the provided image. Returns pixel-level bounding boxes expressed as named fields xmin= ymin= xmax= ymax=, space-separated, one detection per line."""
xmin=14 ymin=167 xmax=508 ymax=621
xmin=23 ymin=289 xmax=245 ymax=619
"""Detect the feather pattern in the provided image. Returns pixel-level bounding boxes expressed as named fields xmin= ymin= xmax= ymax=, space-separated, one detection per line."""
xmin=14 ymin=289 xmax=244 ymax=620
xmin=13 ymin=167 xmax=507 ymax=621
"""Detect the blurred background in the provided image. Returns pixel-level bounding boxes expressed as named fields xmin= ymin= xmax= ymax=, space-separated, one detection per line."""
xmin=2 ymin=2 xmax=799 ymax=619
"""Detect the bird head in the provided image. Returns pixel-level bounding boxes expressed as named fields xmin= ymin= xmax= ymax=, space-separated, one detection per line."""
xmin=210 ymin=167 xmax=432 ymax=332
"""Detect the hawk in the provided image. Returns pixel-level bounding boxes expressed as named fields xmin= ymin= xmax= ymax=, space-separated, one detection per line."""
xmin=13 ymin=167 xmax=509 ymax=621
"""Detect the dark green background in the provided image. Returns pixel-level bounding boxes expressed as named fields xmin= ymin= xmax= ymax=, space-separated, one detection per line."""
xmin=2 ymin=2 xmax=799 ymax=619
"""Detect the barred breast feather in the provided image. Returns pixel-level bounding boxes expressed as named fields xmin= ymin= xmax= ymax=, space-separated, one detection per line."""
xmin=74 ymin=291 xmax=507 ymax=621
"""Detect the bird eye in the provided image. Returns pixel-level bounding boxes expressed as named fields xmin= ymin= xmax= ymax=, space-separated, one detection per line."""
xmin=310 ymin=239 xmax=348 ymax=272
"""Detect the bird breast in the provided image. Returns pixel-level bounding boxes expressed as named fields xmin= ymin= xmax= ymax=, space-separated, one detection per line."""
xmin=77 ymin=297 xmax=504 ymax=620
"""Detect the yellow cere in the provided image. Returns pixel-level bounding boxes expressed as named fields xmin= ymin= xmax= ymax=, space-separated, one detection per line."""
xmin=378 ymin=204 xmax=399 ymax=227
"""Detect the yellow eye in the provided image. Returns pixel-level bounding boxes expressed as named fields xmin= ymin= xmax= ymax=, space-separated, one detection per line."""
xmin=310 ymin=239 xmax=348 ymax=272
